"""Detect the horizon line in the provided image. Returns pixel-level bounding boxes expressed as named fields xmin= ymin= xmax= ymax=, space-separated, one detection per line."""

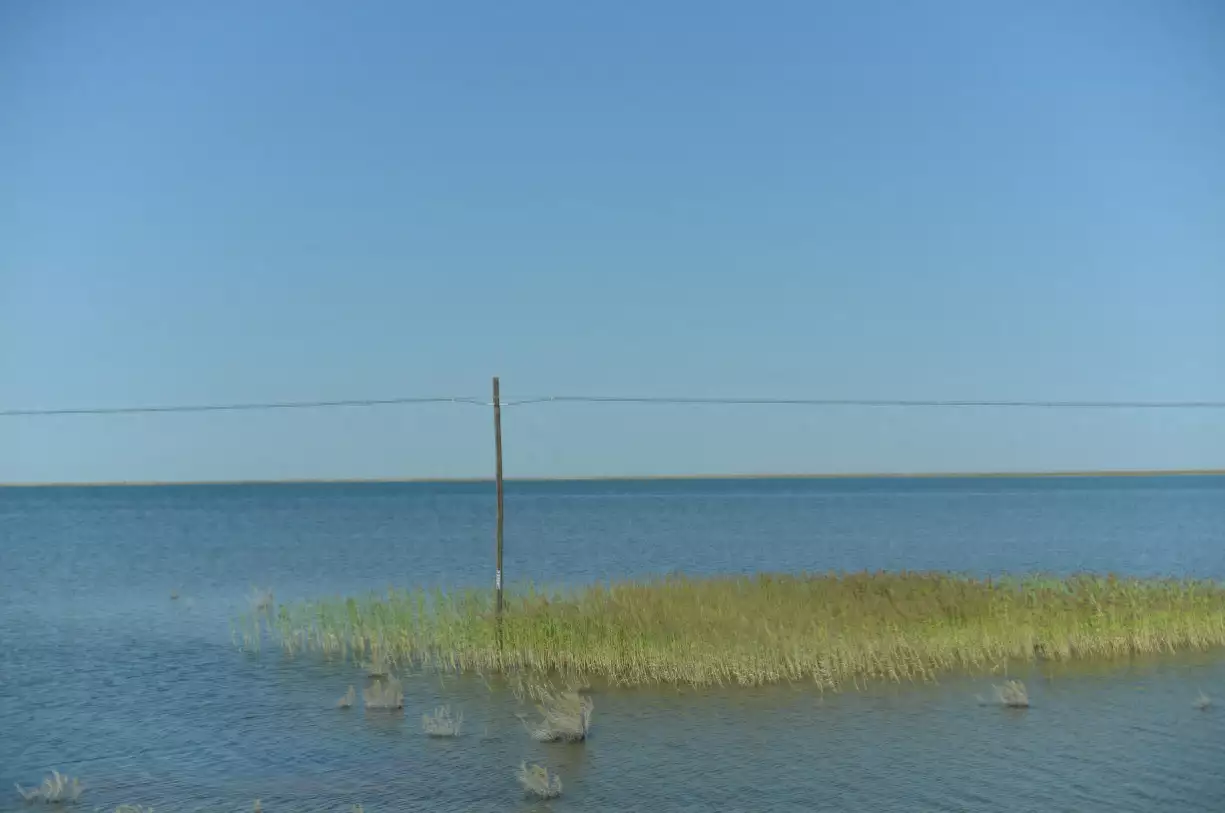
xmin=2 ymin=468 xmax=1223 ymax=488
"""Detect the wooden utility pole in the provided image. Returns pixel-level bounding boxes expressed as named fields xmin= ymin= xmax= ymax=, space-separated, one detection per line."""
xmin=493 ymin=376 xmax=505 ymax=624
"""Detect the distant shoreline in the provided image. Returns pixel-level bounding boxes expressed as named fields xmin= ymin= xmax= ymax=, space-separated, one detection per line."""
xmin=2 ymin=469 xmax=1223 ymax=488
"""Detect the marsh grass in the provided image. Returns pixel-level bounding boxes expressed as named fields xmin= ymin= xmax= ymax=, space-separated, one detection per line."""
xmin=422 ymin=704 xmax=463 ymax=736
xmin=234 ymin=587 xmax=278 ymax=652
xmin=15 ymin=770 xmax=83 ymax=804
xmin=363 ymin=675 xmax=404 ymax=710
xmin=516 ymin=762 xmax=562 ymax=799
xmin=264 ymin=572 xmax=1225 ymax=689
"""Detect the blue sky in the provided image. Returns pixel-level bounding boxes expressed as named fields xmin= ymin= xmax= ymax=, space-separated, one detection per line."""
xmin=2 ymin=0 xmax=1223 ymax=482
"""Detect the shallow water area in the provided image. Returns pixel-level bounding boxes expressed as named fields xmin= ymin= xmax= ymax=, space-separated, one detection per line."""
xmin=3 ymin=477 xmax=1224 ymax=811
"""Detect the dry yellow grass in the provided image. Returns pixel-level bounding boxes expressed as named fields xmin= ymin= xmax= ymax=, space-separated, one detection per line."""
xmin=266 ymin=572 xmax=1225 ymax=689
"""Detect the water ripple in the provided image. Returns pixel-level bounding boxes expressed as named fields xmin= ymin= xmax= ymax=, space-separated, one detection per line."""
xmin=2 ymin=480 xmax=1224 ymax=811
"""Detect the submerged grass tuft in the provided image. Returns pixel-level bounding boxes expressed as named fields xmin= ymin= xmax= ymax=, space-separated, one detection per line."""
xmin=264 ymin=572 xmax=1225 ymax=689
xmin=363 ymin=675 xmax=404 ymax=710
xmin=516 ymin=762 xmax=562 ymax=799
xmin=524 ymin=689 xmax=593 ymax=742
xmin=337 ymin=685 xmax=356 ymax=709
xmin=15 ymin=770 xmax=83 ymax=804
xmin=363 ymin=649 xmax=390 ymax=678
xmin=248 ymin=587 xmax=274 ymax=614
xmin=993 ymin=679 xmax=1030 ymax=708
xmin=422 ymin=704 xmax=464 ymax=737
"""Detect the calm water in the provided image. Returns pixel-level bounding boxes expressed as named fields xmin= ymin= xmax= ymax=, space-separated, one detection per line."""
xmin=2 ymin=476 xmax=1224 ymax=812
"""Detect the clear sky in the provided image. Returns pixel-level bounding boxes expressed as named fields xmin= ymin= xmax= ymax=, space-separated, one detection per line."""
xmin=2 ymin=0 xmax=1223 ymax=483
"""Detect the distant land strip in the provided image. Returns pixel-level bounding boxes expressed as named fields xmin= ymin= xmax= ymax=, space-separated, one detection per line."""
xmin=2 ymin=469 xmax=1223 ymax=487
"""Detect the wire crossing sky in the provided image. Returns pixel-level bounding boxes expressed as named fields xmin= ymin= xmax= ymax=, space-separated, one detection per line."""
xmin=2 ymin=1 xmax=1223 ymax=482
xmin=5 ymin=395 xmax=1225 ymax=418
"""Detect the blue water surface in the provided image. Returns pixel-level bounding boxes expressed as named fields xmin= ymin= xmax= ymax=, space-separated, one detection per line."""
xmin=2 ymin=476 xmax=1223 ymax=812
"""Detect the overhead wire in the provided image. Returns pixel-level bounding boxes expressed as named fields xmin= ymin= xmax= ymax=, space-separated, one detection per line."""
xmin=4 ymin=394 xmax=1225 ymax=417
xmin=0 ymin=396 xmax=487 ymax=418
xmin=498 ymin=395 xmax=1225 ymax=410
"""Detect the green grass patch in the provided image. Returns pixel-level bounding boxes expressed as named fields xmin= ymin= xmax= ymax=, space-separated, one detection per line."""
xmin=263 ymin=572 xmax=1225 ymax=688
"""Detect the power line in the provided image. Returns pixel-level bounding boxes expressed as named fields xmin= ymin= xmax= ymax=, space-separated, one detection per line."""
xmin=0 ymin=396 xmax=486 ymax=418
xmin=501 ymin=395 xmax=1225 ymax=409
xmin=3 ymin=394 xmax=1225 ymax=418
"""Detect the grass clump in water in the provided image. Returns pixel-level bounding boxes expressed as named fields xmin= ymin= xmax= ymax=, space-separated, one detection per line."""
xmin=995 ymin=679 xmax=1029 ymax=708
xmin=516 ymin=762 xmax=562 ymax=799
xmin=986 ymin=679 xmax=1029 ymax=708
xmin=363 ymin=675 xmax=404 ymax=710
xmin=247 ymin=587 xmax=274 ymax=614
xmin=422 ymin=704 xmax=463 ymax=737
xmin=362 ymin=648 xmax=390 ymax=678
xmin=266 ymin=572 xmax=1225 ymax=689
xmin=15 ymin=770 xmax=83 ymax=804
xmin=524 ymin=688 xmax=593 ymax=742
xmin=337 ymin=685 xmax=356 ymax=709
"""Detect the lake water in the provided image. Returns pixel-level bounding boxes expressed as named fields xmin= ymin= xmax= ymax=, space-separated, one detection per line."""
xmin=2 ymin=476 xmax=1224 ymax=812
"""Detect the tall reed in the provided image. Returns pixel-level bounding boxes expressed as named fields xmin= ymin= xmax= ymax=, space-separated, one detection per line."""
xmin=264 ymin=572 xmax=1225 ymax=689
